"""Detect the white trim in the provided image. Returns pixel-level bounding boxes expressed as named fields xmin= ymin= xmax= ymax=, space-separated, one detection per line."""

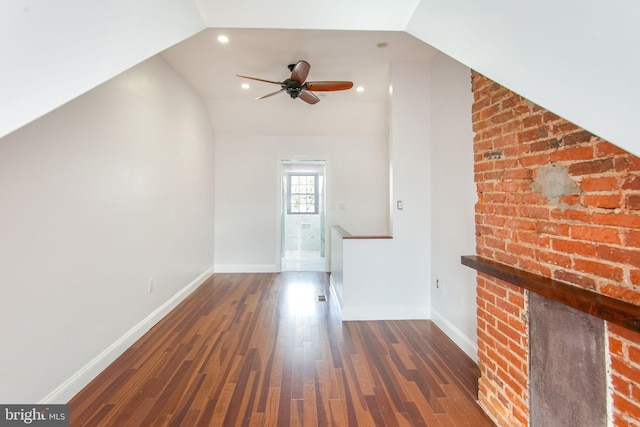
xmin=430 ymin=308 xmax=478 ymax=362
xmin=329 ymin=274 xmax=343 ymax=309
xmin=40 ymin=266 xmax=214 ymax=404
xmin=214 ymin=264 xmax=278 ymax=273
xmin=329 ymin=276 xmax=343 ymax=315
xmin=341 ymin=307 xmax=430 ymax=321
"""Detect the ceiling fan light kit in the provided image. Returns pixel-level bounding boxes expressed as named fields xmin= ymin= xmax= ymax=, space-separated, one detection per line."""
xmin=237 ymin=60 xmax=353 ymax=105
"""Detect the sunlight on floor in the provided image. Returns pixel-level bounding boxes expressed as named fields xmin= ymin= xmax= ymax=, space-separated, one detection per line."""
xmin=281 ymin=250 xmax=325 ymax=272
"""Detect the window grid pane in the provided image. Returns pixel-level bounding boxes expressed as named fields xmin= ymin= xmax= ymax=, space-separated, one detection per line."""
xmin=288 ymin=174 xmax=318 ymax=214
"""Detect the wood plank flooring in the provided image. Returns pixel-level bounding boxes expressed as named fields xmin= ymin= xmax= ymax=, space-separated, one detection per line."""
xmin=69 ymin=272 xmax=494 ymax=426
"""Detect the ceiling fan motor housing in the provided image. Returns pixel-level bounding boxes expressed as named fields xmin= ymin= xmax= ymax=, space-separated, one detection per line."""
xmin=236 ymin=60 xmax=352 ymax=104
xmin=282 ymin=78 xmax=303 ymax=99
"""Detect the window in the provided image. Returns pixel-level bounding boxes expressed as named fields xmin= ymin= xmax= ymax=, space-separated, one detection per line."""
xmin=287 ymin=173 xmax=319 ymax=214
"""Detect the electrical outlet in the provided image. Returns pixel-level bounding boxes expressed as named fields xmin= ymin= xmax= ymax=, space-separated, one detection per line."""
xmin=148 ymin=279 xmax=154 ymax=293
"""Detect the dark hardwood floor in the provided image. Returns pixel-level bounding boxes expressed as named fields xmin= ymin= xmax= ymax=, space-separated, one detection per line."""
xmin=69 ymin=272 xmax=494 ymax=426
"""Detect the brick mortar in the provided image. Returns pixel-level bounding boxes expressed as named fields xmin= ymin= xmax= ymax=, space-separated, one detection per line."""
xmin=471 ymin=71 xmax=640 ymax=426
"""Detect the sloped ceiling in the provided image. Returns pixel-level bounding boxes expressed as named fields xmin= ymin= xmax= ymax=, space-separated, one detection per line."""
xmin=160 ymin=28 xmax=438 ymax=136
xmin=2 ymin=0 xmax=639 ymax=156
xmin=161 ymin=28 xmax=437 ymax=104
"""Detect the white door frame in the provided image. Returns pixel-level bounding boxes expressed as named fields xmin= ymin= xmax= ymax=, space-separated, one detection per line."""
xmin=275 ymin=157 xmax=330 ymax=272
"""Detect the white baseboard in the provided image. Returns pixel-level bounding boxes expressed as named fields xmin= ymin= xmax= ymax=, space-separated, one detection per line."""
xmin=214 ymin=264 xmax=278 ymax=273
xmin=40 ymin=266 xmax=215 ymax=404
xmin=341 ymin=307 xmax=430 ymax=321
xmin=431 ymin=308 xmax=478 ymax=362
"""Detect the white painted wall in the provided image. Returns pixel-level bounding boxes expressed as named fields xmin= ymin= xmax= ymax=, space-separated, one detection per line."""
xmin=429 ymin=53 xmax=479 ymax=360
xmin=212 ymin=129 xmax=390 ymax=272
xmin=336 ymin=61 xmax=432 ymax=321
xmin=0 ymin=0 xmax=205 ymax=139
xmin=0 ymin=55 xmax=215 ymax=403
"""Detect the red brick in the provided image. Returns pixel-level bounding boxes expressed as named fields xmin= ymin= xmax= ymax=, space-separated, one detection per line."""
xmin=624 ymin=231 xmax=640 ymax=248
xmin=522 ymin=115 xmax=542 ymax=128
xmin=568 ymin=158 xmax=615 ymax=175
xmin=505 ymin=218 xmax=536 ymax=231
xmin=612 ymin=356 xmax=640 ymax=384
xmin=597 ymin=245 xmax=640 ymax=268
xmin=627 ymin=194 xmax=640 ymax=210
xmin=482 ymin=279 xmax=509 ymax=299
xmin=517 ymin=128 xmax=543 ymax=144
xmin=519 ymin=153 xmax=550 ymax=167
xmin=495 ymin=134 xmax=517 ymax=148
xmin=629 ymin=346 xmax=640 ymax=366
xmin=632 ymin=270 xmax=640 ymax=286
xmin=558 ymin=193 xmax=582 ymax=207
xmin=554 ymin=121 xmax=581 ymax=134
xmin=472 ymin=96 xmax=491 ymax=113
xmin=581 ymin=193 xmax=622 ymax=209
xmin=491 ymin=110 xmax=515 ymax=124
xmin=503 ymin=143 xmax=530 ymax=158
xmin=472 ymin=75 xmax=640 ymax=427
xmin=496 ymin=319 xmax=523 ymax=345
xmin=518 ymin=206 xmax=550 ymax=220
xmin=570 ymin=225 xmax=621 ymax=244
xmin=553 ymin=269 xmax=596 ymax=289
xmin=536 ymin=250 xmax=572 ymax=268
xmin=543 ymin=111 xmax=561 ymax=122
xmin=518 ymin=259 xmax=551 ymax=277
xmin=629 ymin=157 xmax=640 ymax=172
xmin=535 ymin=221 xmax=570 ymax=236
xmin=477 ymin=103 xmax=501 ymax=120
xmin=623 ymin=177 xmax=640 ymax=191
xmin=613 ymin=392 xmax=640 ymax=420
xmin=600 ymin=283 xmax=640 ymax=305
xmin=597 ymin=141 xmax=629 ymax=157
xmin=609 ymin=323 xmax=640 ymax=343
xmin=516 ymin=230 xmax=550 ymax=247
xmin=506 ymin=242 xmax=534 ymax=259
xmin=593 ymin=213 xmax=640 ymax=229
xmin=495 ymin=251 xmax=518 ymax=266
xmin=574 ymin=258 xmax=624 ymax=281
xmin=550 ymin=146 xmax=594 ymax=162
xmin=562 ymin=130 xmax=594 ymax=146
xmin=504 ymin=168 xmax=533 ymax=180
xmin=580 ymin=176 xmax=620 ymax=192
xmin=529 ymin=137 xmax=562 ymax=153
xmin=610 ymin=337 xmax=625 ymax=357
xmin=551 ymin=208 xmax=592 ymax=223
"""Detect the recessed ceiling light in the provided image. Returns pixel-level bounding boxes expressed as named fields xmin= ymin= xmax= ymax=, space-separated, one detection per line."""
xmin=241 ymin=83 xmax=250 ymax=90
xmin=356 ymin=86 xmax=365 ymax=93
xmin=217 ymin=35 xmax=229 ymax=44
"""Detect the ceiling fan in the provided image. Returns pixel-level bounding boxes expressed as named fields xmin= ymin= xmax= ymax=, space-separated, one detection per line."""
xmin=236 ymin=60 xmax=353 ymax=105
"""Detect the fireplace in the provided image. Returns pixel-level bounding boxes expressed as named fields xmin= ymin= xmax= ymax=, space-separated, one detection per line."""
xmin=469 ymin=72 xmax=640 ymax=426
xmin=529 ymin=292 xmax=606 ymax=426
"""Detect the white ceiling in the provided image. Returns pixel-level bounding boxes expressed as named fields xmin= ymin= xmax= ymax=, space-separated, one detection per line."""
xmin=161 ymin=28 xmax=439 ymax=105
xmin=194 ymin=0 xmax=422 ymax=31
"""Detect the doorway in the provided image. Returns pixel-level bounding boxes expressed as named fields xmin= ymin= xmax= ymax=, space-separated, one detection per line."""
xmin=281 ymin=160 xmax=326 ymax=271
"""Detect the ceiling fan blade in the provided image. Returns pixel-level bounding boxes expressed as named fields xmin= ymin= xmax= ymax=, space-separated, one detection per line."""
xmin=236 ymin=74 xmax=283 ymax=85
xmin=290 ymin=61 xmax=311 ymax=84
xmin=255 ymin=89 xmax=285 ymax=100
xmin=305 ymin=81 xmax=354 ymax=92
xmin=299 ymin=90 xmax=320 ymax=105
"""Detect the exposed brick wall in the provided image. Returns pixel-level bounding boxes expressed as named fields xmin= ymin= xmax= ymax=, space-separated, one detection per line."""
xmin=471 ymin=71 xmax=640 ymax=426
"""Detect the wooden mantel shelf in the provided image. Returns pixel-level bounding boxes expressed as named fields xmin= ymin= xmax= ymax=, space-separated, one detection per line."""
xmin=462 ymin=255 xmax=640 ymax=334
